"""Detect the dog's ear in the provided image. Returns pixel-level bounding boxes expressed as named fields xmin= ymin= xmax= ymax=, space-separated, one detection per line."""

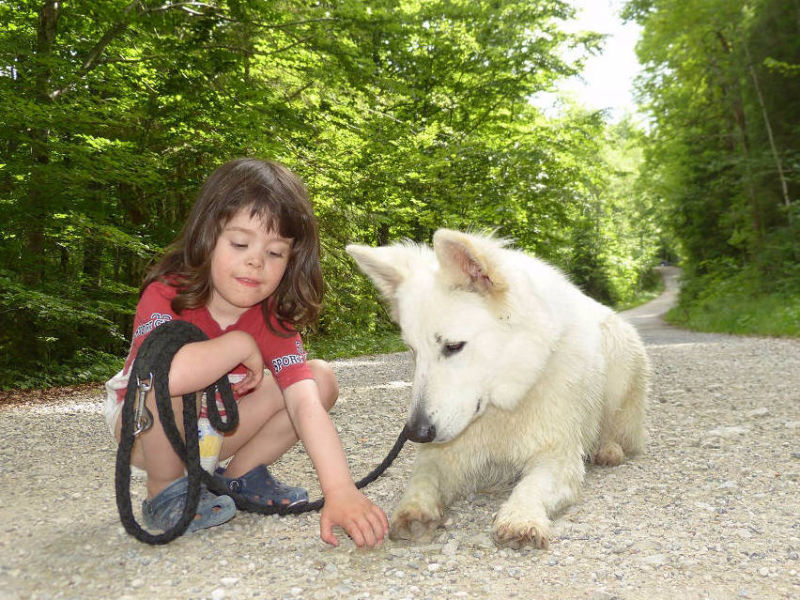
xmin=346 ymin=244 xmax=410 ymax=309
xmin=433 ymin=229 xmax=507 ymax=297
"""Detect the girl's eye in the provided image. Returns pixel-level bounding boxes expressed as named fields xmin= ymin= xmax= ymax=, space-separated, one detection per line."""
xmin=231 ymin=242 xmax=247 ymax=249
xmin=268 ymin=251 xmax=285 ymax=258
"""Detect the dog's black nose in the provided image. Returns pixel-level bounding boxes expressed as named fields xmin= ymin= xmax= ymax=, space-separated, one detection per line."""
xmin=405 ymin=412 xmax=436 ymax=443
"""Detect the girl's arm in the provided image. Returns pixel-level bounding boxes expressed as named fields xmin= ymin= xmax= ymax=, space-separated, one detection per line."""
xmin=283 ymin=379 xmax=389 ymax=548
xmin=168 ymin=330 xmax=264 ymax=396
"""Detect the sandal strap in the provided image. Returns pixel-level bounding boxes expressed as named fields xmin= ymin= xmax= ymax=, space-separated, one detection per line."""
xmin=213 ymin=464 xmax=308 ymax=507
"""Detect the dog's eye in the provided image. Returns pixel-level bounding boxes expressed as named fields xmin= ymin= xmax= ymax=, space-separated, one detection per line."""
xmin=442 ymin=341 xmax=466 ymax=357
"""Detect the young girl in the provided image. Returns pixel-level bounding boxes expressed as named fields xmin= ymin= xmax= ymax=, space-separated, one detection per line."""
xmin=105 ymin=158 xmax=389 ymax=547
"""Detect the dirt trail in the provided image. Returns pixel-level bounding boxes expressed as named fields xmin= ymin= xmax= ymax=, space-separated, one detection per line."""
xmin=1 ymin=268 xmax=799 ymax=600
xmin=623 ymin=266 xmax=682 ymax=341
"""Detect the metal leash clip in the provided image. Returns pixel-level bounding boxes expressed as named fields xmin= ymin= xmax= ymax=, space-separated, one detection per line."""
xmin=133 ymin=373 xmax=154 ymax=437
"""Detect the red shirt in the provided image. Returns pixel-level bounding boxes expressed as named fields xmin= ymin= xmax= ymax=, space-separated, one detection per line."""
xmin=112 ymin=280 xmax=312 ymax=404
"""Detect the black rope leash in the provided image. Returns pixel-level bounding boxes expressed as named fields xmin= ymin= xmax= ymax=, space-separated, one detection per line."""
xmin=115 ymin=319 xmax=408 ymax=544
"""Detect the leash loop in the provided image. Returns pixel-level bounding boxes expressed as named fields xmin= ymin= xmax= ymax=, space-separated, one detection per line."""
xmin=115 ymin=319 xmax=407 ymax=544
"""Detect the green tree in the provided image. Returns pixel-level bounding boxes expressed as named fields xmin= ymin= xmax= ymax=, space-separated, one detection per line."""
xmin=1 ymin=0 xmax=660 ymax=389
xmin=624 ymin=0 xmax=800 ymax=334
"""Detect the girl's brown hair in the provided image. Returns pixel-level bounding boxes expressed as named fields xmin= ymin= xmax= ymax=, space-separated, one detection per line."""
xmin=143 ymin=158 xmax=323 ymax=332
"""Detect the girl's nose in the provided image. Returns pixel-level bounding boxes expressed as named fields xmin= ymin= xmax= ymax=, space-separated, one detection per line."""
xmin=246 ymin=251 xmax=263 ymax=268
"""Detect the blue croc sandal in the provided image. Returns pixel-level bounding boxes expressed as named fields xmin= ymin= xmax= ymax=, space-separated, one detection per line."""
xmin=213 ymin=464 xmax=309 ymax=508
xmin=142 ymin=476 xmax=236 ymax=534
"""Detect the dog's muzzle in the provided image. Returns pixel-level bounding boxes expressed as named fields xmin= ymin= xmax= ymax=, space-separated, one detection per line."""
xmin=405 ymin=411 xmax=436 ymax=443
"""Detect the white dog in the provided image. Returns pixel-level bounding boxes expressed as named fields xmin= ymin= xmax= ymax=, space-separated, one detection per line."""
xmin=347 ymin=229 xmax=649 ymax=549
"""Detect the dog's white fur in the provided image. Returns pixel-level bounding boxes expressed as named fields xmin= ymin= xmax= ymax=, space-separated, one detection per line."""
xmin=347 ymin=229 xmax=649 ymax=548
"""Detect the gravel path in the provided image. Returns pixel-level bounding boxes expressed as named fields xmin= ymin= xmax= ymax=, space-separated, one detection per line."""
xmin=2 ymin=267 xmax=799 ymax=600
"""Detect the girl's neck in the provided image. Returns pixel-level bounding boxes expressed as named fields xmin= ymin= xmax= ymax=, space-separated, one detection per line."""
xmin=206 ymin=296 xmax=250 ymax=330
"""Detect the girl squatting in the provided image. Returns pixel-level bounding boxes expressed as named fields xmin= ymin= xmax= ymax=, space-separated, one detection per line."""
xmin=105 ymin=158 xmax=389 ymax=548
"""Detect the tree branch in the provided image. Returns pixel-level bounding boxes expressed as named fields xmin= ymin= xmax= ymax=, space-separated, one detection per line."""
xmin=48 ymin=0 xmax=341 ymax=101
xmin=49 ymin=0 xmax=141 ymax=100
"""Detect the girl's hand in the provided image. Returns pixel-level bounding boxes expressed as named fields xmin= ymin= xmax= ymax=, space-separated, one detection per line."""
xmin=319 ymin=485 xmax=389 ymax=548
xmin=281 ymin=380 xmax=388 ymax=547
xmin=232 ymin=342 xmax=264 ymax=396
xmin=226 ymin=331 xmax=264 ymax=396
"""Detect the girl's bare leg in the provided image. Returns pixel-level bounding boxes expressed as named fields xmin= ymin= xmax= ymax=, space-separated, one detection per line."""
xmin=219 ymin=360 xmax=338 ymax=477
xmin=115 ymin=390 xmax=195 ymax=499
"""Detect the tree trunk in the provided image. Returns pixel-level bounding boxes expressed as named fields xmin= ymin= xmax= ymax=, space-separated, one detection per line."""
xmin=82 ymin=238 xmax=103 ymax=293
xmin=743 ymin=41 xmax=792 ymax=226
xmin=715 ymin=30 xmax=764 ymax=251
xmin=23 ymin=1 xmax=62 ymax=285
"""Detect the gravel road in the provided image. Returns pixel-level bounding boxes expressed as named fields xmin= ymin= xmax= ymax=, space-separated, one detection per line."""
xmin=1 ymin=267 xmax=799 ymax=600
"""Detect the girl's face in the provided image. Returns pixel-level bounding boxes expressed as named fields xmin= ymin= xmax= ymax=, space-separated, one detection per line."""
xmin=207 ymin=208 xmax=292 ymax=326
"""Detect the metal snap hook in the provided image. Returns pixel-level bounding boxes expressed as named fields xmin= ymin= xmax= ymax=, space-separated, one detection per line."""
xmin=133 ymin=373 xmax=154 ymax=437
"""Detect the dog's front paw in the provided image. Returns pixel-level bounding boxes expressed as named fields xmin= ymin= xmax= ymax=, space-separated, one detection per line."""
xmin=390 ymin=502 xmax=444 ymax=541
xmin=492 ymin=515 xmax=551 ymax=550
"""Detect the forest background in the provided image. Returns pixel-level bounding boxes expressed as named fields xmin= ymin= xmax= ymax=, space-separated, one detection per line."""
xmin=1 ymin=0 xmax=798 ymax=391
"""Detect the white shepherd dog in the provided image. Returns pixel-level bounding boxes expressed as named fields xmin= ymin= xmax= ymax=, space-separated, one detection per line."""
xmin=347 ymin=229 xmax=649 ymax=549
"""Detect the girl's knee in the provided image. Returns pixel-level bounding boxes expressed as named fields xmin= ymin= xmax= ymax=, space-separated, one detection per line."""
xmin=308 ymin=359 xmax=339 ymax=412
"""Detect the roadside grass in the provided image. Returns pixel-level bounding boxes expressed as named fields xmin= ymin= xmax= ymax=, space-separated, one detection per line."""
xmin=306 ymin=327 xmax=406 ymax=361
xmin=664 ymin=266 xmax=800 ymax=337
xmin=666 ymin=292 xmax=800 ymax=337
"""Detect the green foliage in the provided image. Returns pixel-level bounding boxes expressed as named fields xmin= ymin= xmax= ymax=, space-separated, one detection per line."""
xmin=0 ymin=269 xmax=132 ymax=389
xmin=1 ymin=0 xmax=662 ymax=389
xmin=626 ymin=0 xmax=800 ymax=332
xmin=615 ymin=269 xmax=664 ymax=312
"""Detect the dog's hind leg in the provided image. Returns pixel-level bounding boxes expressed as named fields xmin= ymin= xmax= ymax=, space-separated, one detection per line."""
xmin=595 ymin=316 xmax=649 ymax=466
